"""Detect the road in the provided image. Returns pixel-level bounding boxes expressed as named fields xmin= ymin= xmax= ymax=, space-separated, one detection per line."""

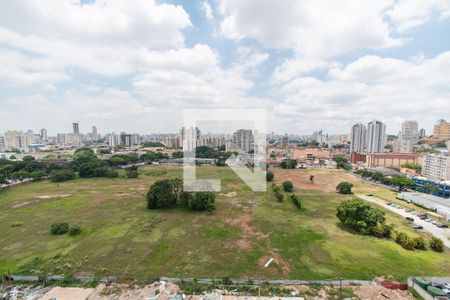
xmin=357 ymin=194 xmax=450 ymax=248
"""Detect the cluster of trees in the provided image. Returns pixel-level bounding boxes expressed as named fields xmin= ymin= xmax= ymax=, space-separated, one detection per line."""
xmin=146 ymin=179 xmax=216 ymax=212
xmin=401 ymin=162 xmax=422 ymax=172
xmin=336 ymin=182 xmax=353 ymax=194
xmin=355 ymin=170 xmax=415 ymax=191
xmin=195 ymin=146 xmax=234 ymax=166
xmin=333 ymin=156 xmax=352 ymax=170
xmin=279 ymin=159 xmax=297 ymax=169
xmin=50 ymin=169 xmax=76 ymax=182
xmin=71 ymin=148 xmax=118 ymax=179
xmin=0 ymin=156 xmax=49 ymax=183
xmin=336 ymin=199 xmax=393 ymax=238
xmin=50 ymin=222 xmax=82 ymax=236
xmin=337 ymin=199 xmax=445 ymax=252
xmin=125 ymin=165 xmax=139 ymax=178
xmin=142 ymin=142 xmax=165 ymax=147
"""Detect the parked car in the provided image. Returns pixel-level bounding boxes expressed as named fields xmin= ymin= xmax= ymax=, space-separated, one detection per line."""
xmin=425 ymin=218 xmax=432 ymax=222
xmin=438 ymin=224 xmax=449 ymax=228
xmin=432 ymin=220 xmax=438 ymax=225
xmin=413 ymin=225 xmax=423 ymax=230
xmin=406 ymin=217 xmax=414 ymax=222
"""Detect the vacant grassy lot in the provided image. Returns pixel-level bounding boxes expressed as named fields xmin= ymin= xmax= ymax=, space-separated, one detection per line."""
xmin=0 ymin=166 xmax=449 ymax=280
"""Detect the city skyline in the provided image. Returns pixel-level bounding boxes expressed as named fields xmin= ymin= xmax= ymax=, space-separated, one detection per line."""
xmin=0 ymin=1 xmax=450 ymax=134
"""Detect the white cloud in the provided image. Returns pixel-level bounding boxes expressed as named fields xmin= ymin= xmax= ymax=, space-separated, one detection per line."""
xmin=387 ymin=0 xmax=450 ymax=32
xmin=219 ymin=0 xmax=402 ymax=59
xmin=201 ymin=0 xmax=214 ymax=20
xmin=273 ymin=52 xmax=450 ymax=133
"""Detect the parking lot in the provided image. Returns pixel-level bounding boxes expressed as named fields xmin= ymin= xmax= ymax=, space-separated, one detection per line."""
xmin=357 ymin=194 xmax=450 ymax=248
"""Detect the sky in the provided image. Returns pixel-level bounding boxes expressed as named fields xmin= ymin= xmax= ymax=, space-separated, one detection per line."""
xmin=0 ymin=0 xmax=450 ymax=136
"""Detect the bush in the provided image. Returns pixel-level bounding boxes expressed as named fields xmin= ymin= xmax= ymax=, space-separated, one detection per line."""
xmin=188 ymin=192 xmax=216 ymax=212
xmin=50 ymin=222 xmax=69 ymax=235
xmin=372 ymin=223 xmax=393 ymax=238
xmin=10 ymin=221 xmax=23 ymax=227
xmin=430 ymin=237 xmax=444 ymax=252
xmin=126 ymin=169 xmax=139 ymax=178
xmin=272 ymin=184 xmax=283 ymax=202
xmin=282 ymin=181 xmax=294 ymax=192
xmin=68 ymin=225 xmax=82 ymax=236
xmin=336 ymin=182 xmax=354 ymax=194
xmin=51 ymin=169 xmax=76 ymax=182
xmin=279 ymin=159 xmax=297 ymax=169
xmin=413 ymin=237 xmax=426 ymax=250
xmin=289 ymin=194 xmax=301 ymax=209
xmin=266 ymin=171 xmax=274 ymax=182
xmin=146 ymin=179 xmax=177 ymax=209
xmin=395 ymin=232 xmax=415 ymax=250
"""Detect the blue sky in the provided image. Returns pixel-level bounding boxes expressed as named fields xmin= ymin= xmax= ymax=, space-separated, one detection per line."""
xmin=1 ymin=0 xmax=450 ymax=136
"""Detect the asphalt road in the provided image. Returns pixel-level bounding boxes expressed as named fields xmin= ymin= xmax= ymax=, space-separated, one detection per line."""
xmin=357 ymin=194 xmax=450 ymax=248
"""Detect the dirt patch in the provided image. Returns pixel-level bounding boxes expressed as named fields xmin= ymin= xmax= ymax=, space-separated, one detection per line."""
xmin=43 ymin=287 xmax=94 ymax=300
xmin=257 ymin=253 xmax=291 ymax=275
xmin=235 ymin=239 xmax=252 ymax=251
xmin=223 ymin=191 xmax=237 ymax=197
xmin=352 ymin=285 xmax=415 ymax=300
xmin=223 ymin=214 xmax=269 ymax=240
xmin=12 ymin=194 xmax=71 ymax=209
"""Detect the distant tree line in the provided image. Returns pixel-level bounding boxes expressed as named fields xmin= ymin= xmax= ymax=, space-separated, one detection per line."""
xmin=355 ymin=170 xmax=415 ymax=191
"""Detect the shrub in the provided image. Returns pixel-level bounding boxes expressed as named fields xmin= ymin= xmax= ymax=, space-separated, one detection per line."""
xmin=146 ymin=179 xmax=177 ymax=209
xmin=266 ymin=171 xmax=274 ymax=182
xmin=50 ymin=222 xmax=69 ymax=235
xmin=272 ymin=184 xmax=283 ymax=202
xmin=188 ymin=192 xmax=216 ymax=212
xmin=372 ymin=223 xmax=393 ymax=238
xmin=289 ymin=194 xmax=301 ymax=209
xmin=11 ymin=221 xmax=23 ymax=227
xmin=395 ymin=232 xmax=415 ymax=250
xmin=336 ymin=182 xmax=354 ymax=194
xmin=126 ymin=169 xmax=139 ymax=178
xmin=413 ymin=237 xmax=426 ymax=250
xmin=282 ymin=181 xmax=294 ymax=192
xmin=430 ymin=237 xmax=444 ymax=252
xmin=68 ymin=225 xmax=82 ymax=236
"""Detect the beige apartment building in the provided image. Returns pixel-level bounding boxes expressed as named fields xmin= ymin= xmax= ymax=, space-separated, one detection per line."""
xmin=433 ymin=119 xmax=450 ymax=140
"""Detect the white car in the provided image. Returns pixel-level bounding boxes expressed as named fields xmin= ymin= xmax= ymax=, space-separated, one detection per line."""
xmin=425 ymin=219 xmax=432 ymax=222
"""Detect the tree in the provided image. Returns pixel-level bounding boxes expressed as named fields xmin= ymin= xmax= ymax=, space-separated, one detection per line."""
xmin=389 ymin=176 xmax=415 ymax=191
xmin=266 ymin=171 xmax=274 ymax=182
xmin=51 ymin=169 xmax=76 ymax=182
xmin=430 ymin=237 xmax=444 ymax=252
xmin=279 ymin=159 xmax=297 ymax=169
xmin=22 ymin=155 xmax=35 ymax=162
xmin=371 ymin=171 xmax=385 ymax=182
xmin=310 ymin=175 xmax=315 ymax=183
xmin=336 ymin=199 xmax=387 ymax=236
xmin=50 ymin=222 xmax=69 ymax=235
xmin=395 ymin=232 xmax=415 ymax=250
xmin=125 ymin=165 xmax=139 ymax=178
xmin=68 ymin=225 xmax=82 ymax=236
xmin=423 ymin=183 xmax=439 ymax=194
xmin=146 ymin=179 xmax=177 ymax=209
xmin=336 ymin=182 xmax=354 ymax=194
xmin=282 ymin=180 xmax=294 ymax=192
xmin=0 ymin=174 xmax=7 ymax=184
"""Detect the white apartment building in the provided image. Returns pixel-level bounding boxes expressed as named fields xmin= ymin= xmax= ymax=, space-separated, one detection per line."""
xmin=0 ymin=135 xmax=5 ymax=152
xmin=231 ymin=129 xmax=254 ymax=153
xmin=398 ymin=120 xmax=418 ymax=153
xmin=367 ymin=120 xmax=386 ymax=153
xmin=350 ymin=123 xmax=366 ymax=153
xmin=422 ymin=154 xmax=450 ymax=181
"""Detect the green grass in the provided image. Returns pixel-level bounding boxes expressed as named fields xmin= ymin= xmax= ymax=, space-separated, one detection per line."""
xmin=0 ymin=165 xmax=449 ymax=280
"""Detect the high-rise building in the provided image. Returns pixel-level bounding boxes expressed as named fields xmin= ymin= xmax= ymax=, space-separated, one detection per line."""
xmin=92 ymin=126 xmax=98 ymax=141
xmin=281 ymin=136 xmax=289 ymax=148
xmin=366 ymin=120 xmax=386 ymax=153
xmin=108 ymin=133 xmax=119 ymax=147
xmin=422 ymin=154 xmax=450 ymax=181
xmin=419 ymin=128 xmax=426 ymax=138
xmin=350 ymin=123 xmax=366 ymax=153
xmin=0 ymin=135 xmax=5 ymax=152
xmin=398 ymin=121 xmax=418 ymax=153
xmin=181 ymin=127 xmax=201 ymax=151
xmin=73 ymin=122 xmax=80 ymax=135
xmin=40 ymin=128 xmax=47 ymax=142
xmin=433 ymin=119 xmax=450 ymax=140
xmin=232 ymin=129 xmax=254 ymax=153
xmin=131 ymin=133 xmax=140 ymax=146
xmin=4 ymin=130 xmax=32 ymax=150
xmin=120 ymin=132 xmax=132 ymax=147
